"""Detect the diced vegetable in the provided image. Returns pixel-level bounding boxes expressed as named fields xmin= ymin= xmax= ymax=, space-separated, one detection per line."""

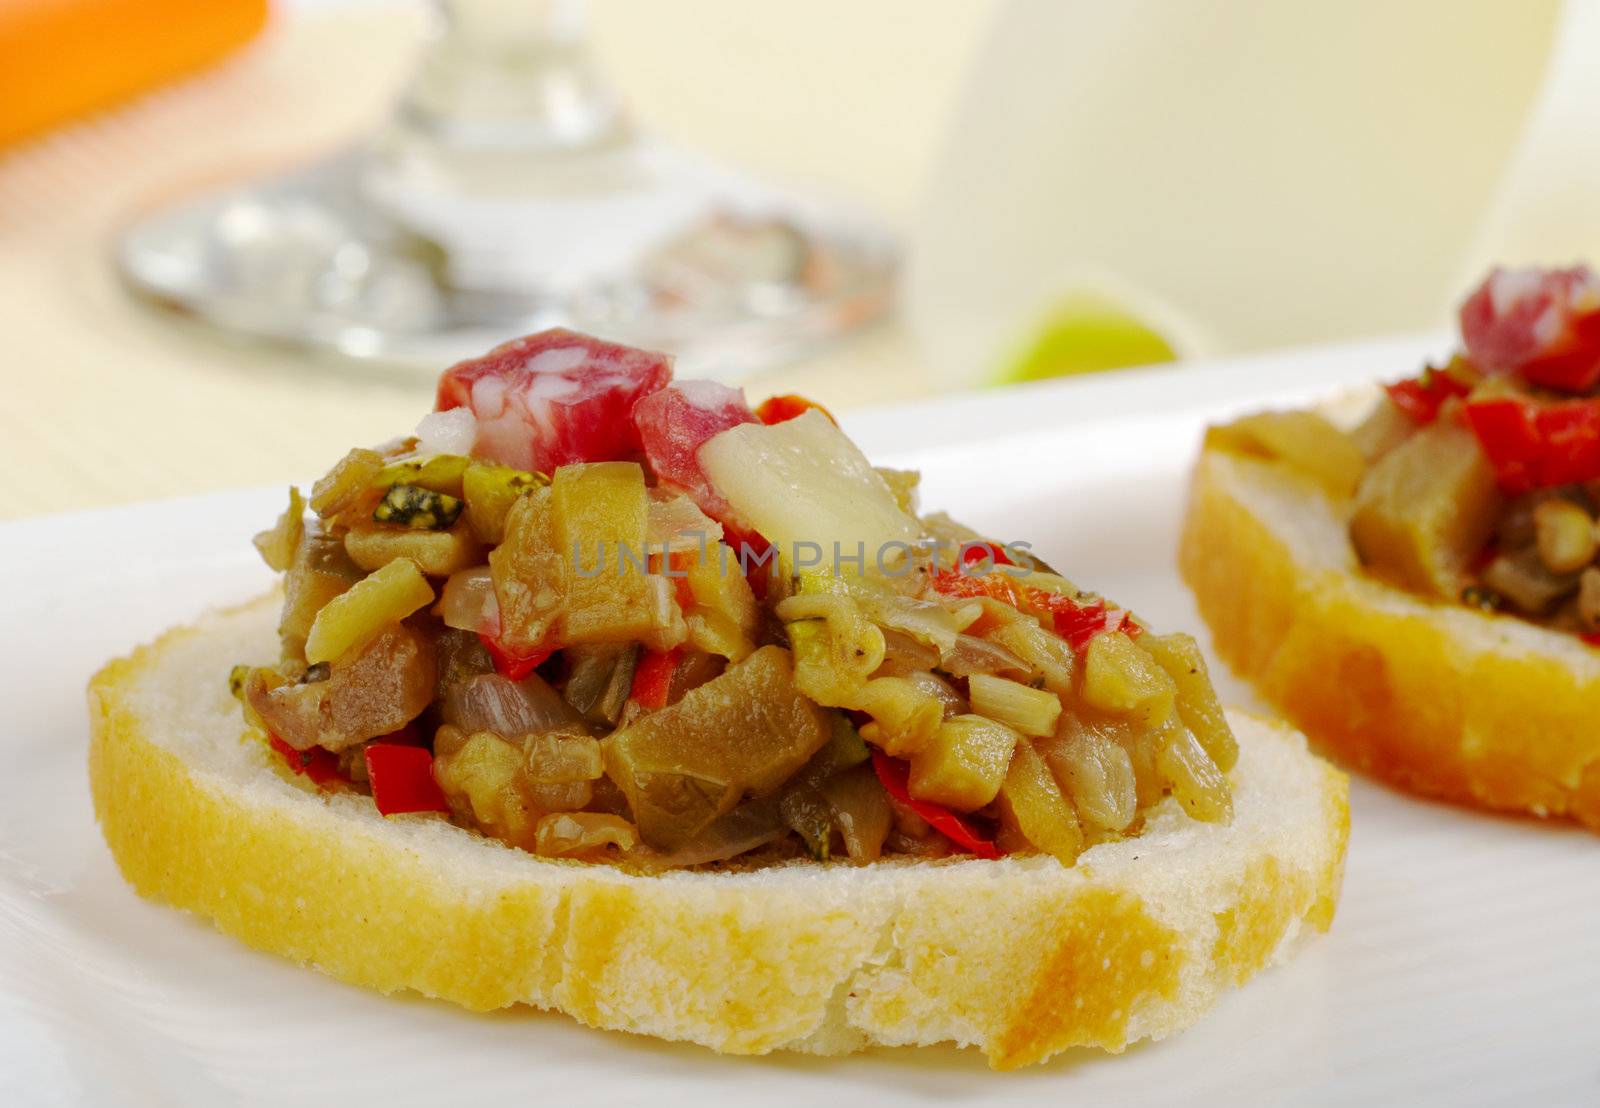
xmin=755 ymin=394 xmax=834 ymax=426
xmin=698 ymin=411 xmax=921 ymax=575
xmin=1351 ymin=417 xmax=1504 ymax=597
xmin=433 ymin=731 xmax=539 ymax=848
xmin=1137 ymin=632 xmax=1238 ymax=772
xmin=248 ymin=624 xmax=437 ymax=752
xmin=1039 ymin=715 xmax=1138 ymax=833
xmin=682 ymin=544 xmax=758 ymax=661
xmin=488 ymin=487 xmax=564 ymax=650
xmin=629 ymin=647 xmax=681 ymax=710
xmin=1206 ymin=410 xmax=1366 ymax=498
xmin=988 ymin=619 xmax=1075 ymax=698
xmin=1154 ymin=722 xmax=1232 ymax=823
xmin=279 ymin=524 xmax=364 ymax=661
xmin=602 ymin=646 xmax=829 ymax=849
xmin=908 ymin=714 xmax=1020 ymax=811
xmin=870 ymin=750 xmax=999 ymax=858
xmin=1480 ymin=548 xmax=1578 ymax=615
xmin=268 ymin=734 xmax=344 ymax=787
xmin=310 ymin=447 xmax=385 ymax=520
xmin=967 ymin=673 xmax=1061 ymax=737
xmin=1080 ymin=631 xmax=1176 ymax=725
xmin=304 ymin=557 xmax=434 ymax=666
xmin=524 ymin=730 xmax=605 ymax=784
xmin=477 ymin=632 xmax=552 ymax=681
xmin=345 ymin=520 xmax=481 ymax=577
xmin=1533 ymin=497 xmax=1598 ymax=574
xmin=534 ymin=812 xmax=638 ymax=858
xmin=441 ymin=671 xmax=577 ymax=737
xmin=1383 ymin=367 xmax=1470 ymax=425
xmin=372 ymin=453 xmax=470 ymax=497
xmin=562 ymin=643 xmax=639 ymax=725
xmin=551 ymin=462 xmax=670 ymax=646
xmin=253 ymin=487 xmax=305 ymax=572
xmin=1465 ymin=395 xmax=1600 ymax=493
xmin=779 ymin=784 xmax=835 ymax=859
xmin=462 ymin=461 xmax=548 ymax=545
xmin=364 ymin=743 xmax=450 ymax=815
xmin=995 ymin=739 xmax=1082 ymax=864
xmin=817 ymin=763 xmax=892 ymax=862
xmin=373 ymin=483 xmax=463 ymax=530
xmin=434 ymin=327 xmax=673 ymax=473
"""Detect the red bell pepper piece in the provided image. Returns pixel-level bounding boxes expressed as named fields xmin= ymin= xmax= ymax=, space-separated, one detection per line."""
xmin=755 ymin=394 xmax=835 ymax=426
xmin=1464 ymin=395 xmax=1600 ymax=493
xmin=268 ymin=734 xmax=344 ymax=788
xmin=931 ymin=569 xmax=1138 ymax=654
xmin=871 ymin=750 xmax=1000 ymax=859
xmin=1384 ymin=369 xmax=1470 ymax=424
xmin=477 ymin=631 xmax=553 ymax=682
xmin=1583 ymin=632 xmax=1600 ymax=647
xmin=630 ymin=647 xmax=681 ymax=710
xmin=958 ymin=540 xmax=1014 ymax=570
xmin=363 ymin=743 xmax=450 ymax=816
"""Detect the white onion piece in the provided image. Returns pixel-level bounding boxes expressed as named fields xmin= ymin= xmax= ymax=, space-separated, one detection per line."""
xmin=438 ymin=566 xmax=497 ymax=632
xmin=442 ymin=673 xmax=578 ymax=737
xmin=414 ymin=408 xmax=477 ymax=457
xmin=643 ymin=799 xmax=786 ymax=867
xmin=940 ymin=634 xmax=1032 ymax=678
xmin=904 ymin=670 xmax=967 ymax=718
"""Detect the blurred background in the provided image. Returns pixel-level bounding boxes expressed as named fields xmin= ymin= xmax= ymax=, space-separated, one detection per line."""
xmin=3 ymin=0 xmax=1597 ymax=519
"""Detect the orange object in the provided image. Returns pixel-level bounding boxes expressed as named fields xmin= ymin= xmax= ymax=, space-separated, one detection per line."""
xmin=0 ymin=0 xmax=268 ymax=149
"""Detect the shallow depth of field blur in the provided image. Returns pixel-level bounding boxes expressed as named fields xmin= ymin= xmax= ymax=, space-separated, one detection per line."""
xmin=3 ymin=0 xmax=1599 ymax=519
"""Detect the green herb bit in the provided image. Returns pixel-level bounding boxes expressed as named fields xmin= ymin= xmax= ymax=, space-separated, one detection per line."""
xmin=373 ymin=484 xmax=464 ymax=530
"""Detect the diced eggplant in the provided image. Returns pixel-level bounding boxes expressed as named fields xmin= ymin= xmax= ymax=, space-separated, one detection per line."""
xmin=601 ymin=645 xmax=829 ymax=849
xmin=1350 ymin=418 xmax=1504 ymax=599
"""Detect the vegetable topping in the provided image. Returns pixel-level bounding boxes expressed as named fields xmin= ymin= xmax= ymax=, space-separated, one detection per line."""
xmin=232 ymin=327 xmax=1239 ymax=869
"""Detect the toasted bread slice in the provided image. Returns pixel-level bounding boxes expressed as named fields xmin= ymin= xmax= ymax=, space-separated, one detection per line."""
xmin=1183 ymin=443 xmax=1600 ymax=829
xmin=88 ymin=594 xmax=1347 ymax=1069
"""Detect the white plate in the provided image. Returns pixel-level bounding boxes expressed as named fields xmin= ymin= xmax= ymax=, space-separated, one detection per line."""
xmin=5 ymin=335 xmax=1598 ymax=1107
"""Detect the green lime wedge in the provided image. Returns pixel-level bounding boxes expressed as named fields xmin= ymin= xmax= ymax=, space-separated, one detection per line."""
xmin=997 ymin=292 xmax=1177 ymax=384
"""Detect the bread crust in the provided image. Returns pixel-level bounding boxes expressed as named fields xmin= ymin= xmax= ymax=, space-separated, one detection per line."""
xmin=88 ymin=595 xmax=1347 ymax=1068
xmin=1182 ymin=444 xmax=1600 ymax=829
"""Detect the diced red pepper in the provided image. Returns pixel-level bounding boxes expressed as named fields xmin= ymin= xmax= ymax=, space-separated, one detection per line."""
xmin=363 ymin=743 xmax=450 ymax=816
xmin=630 ymin=647 xmax=681 ymax=710
xmin=1582 ymin=631 xmax=1600 ymax=648
xmin=929 ymin=569 xmax=1138 ymax=654
xmin=959 ymin=540 xmax=1013 ymax=569
xmin=755 ymin=394 xmax=835 ymax=426
xmin=870 ymin=750 xmax=1000 ymax=859
xmin=1384 ymin=369 xmax=1470 ymax=424
xmin=268 ymin=734 xmax=344 ymax=788
xmin=477 ymin=631 xmax=553 ymax=682
xmin=1464 ymin=395 xmax=1600 ymax=493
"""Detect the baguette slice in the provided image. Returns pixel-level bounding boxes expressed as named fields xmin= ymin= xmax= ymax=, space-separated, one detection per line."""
xmin=88 ymin=594 xmax=1348 ymax=1069
xmin=1182 ymin=442 xmax=1600 ymax=829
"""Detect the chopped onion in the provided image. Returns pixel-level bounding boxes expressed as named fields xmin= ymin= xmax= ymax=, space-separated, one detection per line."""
xmin=647 ymin=490 xmax=723 ymax=553
xmin=940 ymin=633 xmax=1033 ymax=678
xmin=642 ymin=799 xmax=786 ymax=868
xmin=442 ymin=672 xmax=578 ymax=737
xmin=414 ymin=408 xmax=477 ymax=457
xmin=438 ymin=566 xmax=497 ymax=632
xmin=904 ymin=670 xmax=967 ymax=718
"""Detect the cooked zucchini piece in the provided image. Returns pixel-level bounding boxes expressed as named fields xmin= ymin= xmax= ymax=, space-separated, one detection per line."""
xmin=908 ymin=713 xmax=1020 ymax=811
xmin=345 ymin=520 xmax=481 ymax=577
xmin=489 ymin=487 xmax=565 ymax=650
xmin=253 ymin=487 xmax=305 ymax=573
xmin=463 ymin=461 xmax=549 ymax=545
xmin=968 ymin=673 xmax=1061 ymax=737
xmin=304 ymin=557 xmax=434 ymax=666
xmin=279 ymin=524 xmax=364 ymax=662
xmin=995 ymin=738 xmax=1082 ymax=864
xmin=374 ymin=454 xmax=470 ymax=497
xmin=602 ymin=645 xmax=829 ymax=849
xmin=552 ymin=462 xmax=664 ymax=645
xmin=817 ymin=763 xmax=892 ymax=862
xmin=1080 ymin=630 xmax=1177 ymax=725
xmin=310 ymin=447 xmax=386 ymax=520
xmin=1137 ymin=632 xmax=1238 ymax=772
